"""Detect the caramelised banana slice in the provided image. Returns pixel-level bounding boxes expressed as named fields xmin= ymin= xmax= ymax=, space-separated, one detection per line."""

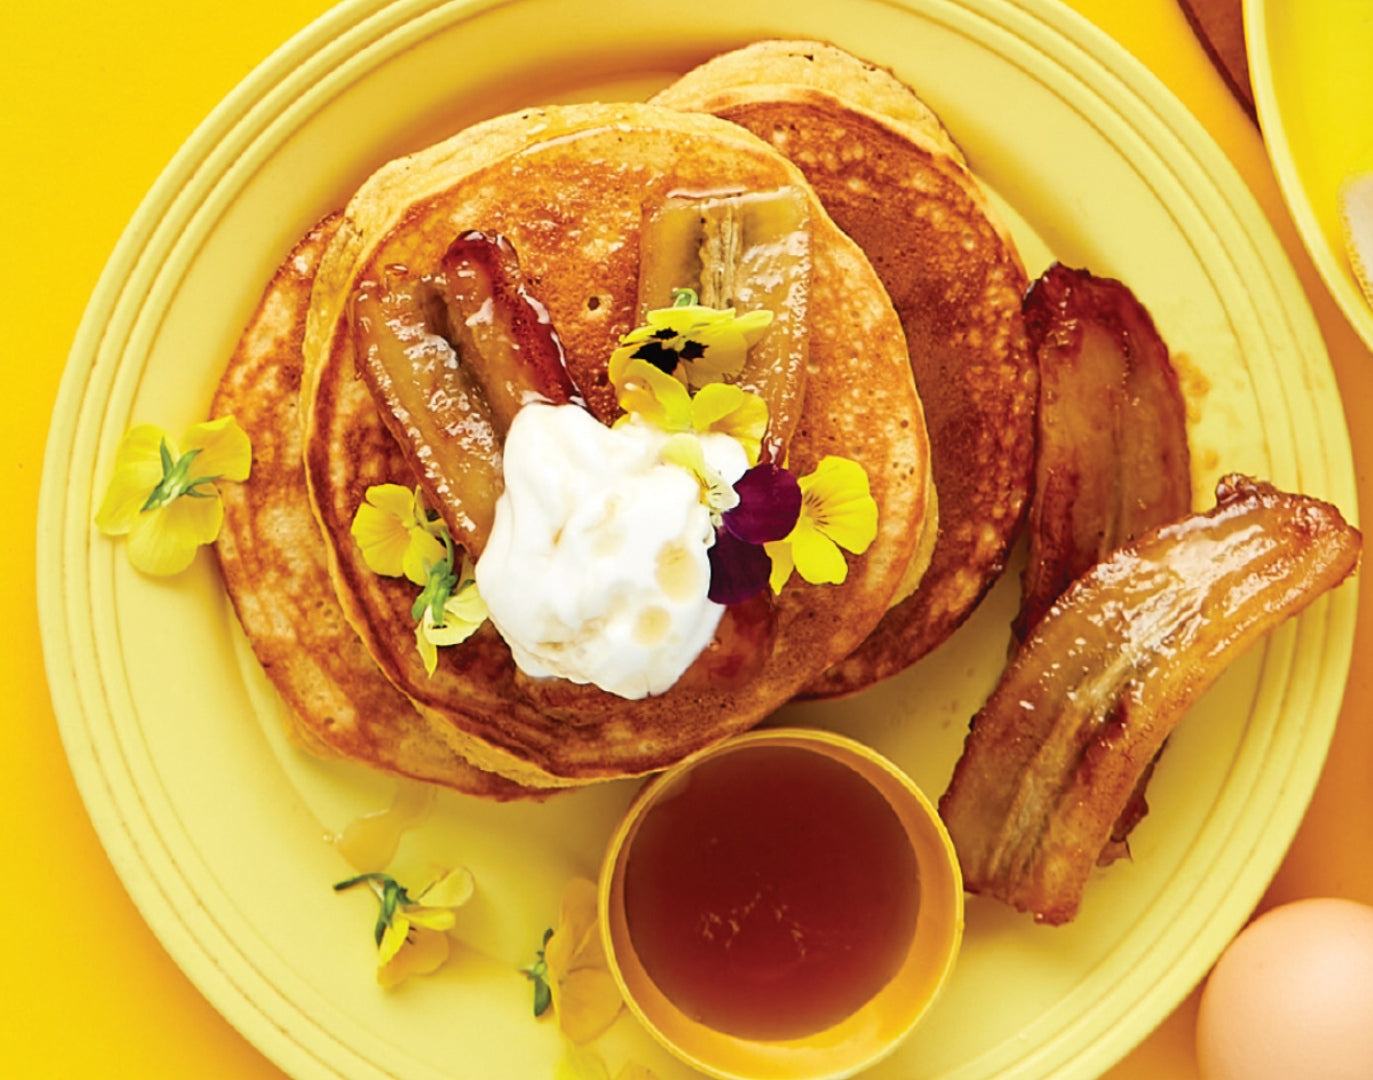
xmin=1014 ymin=263 xmax=1192 ymax=643
xmin=350 ymin=232 xmax=579 ymax=556
xmin=940 ymin=475 xmax=1361 ymax=925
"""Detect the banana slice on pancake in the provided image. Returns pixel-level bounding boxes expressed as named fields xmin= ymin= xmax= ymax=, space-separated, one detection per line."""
xmin=213 ymin=215 xmax=546 ymax=799
xmin=654 ymin=41 xmax=1037 ymax=694
xmin=302 ymin=102 xmax=933 ymax=788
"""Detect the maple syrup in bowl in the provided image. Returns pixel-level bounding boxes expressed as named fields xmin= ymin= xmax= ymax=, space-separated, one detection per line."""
xmin=600 ymin=728 xmax=963 ymax=1080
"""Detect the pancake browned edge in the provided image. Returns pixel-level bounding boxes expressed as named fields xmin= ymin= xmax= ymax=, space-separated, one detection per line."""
xmin=655 ymin=41 xmax=1038 ymax=695
xmin=212 ymin=214 xmax=548 ymax=800
xmin=302 ymin=102 xmax=933 ymax=789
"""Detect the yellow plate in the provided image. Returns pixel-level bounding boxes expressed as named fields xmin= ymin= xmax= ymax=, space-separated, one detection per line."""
xmin=38 ymin=1 xmax=1358 ymax=1078
xmin=1246 ymin=0 xmax=1373 ymax=350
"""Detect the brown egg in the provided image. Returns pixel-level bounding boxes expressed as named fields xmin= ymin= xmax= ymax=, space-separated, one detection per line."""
xmin=1196 ymin=898 xmax=1373 ymax=1079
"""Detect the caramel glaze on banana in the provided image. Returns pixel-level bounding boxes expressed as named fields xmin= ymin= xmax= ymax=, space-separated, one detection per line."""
xmin=1014 ymin=263 xmax=1192 ymax=645
xmin=940 ymin=475 xmax=1361 ymax=925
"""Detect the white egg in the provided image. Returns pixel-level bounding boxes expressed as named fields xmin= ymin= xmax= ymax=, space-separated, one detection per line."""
xmin=1196 ymin=898 xmax=1373 ymax=1080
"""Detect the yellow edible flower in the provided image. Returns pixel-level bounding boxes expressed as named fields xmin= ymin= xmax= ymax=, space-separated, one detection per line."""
xmin=610 ymin=288 xmax=773 ymax=390
xmin=659 ymin=433 xmax=739 ymax=524
xmin=350 ymin=484 xmax=445 ymax=586
xmin=689 ymin=382 xmax=768 ymax=466
xmin=766 ymin=455 xmax=879 ymax=590
xmin=415 ymin=581 xmax=489 ymax=676
xmin=335 ymin=867 xmax=475 ymax=988
xmin=609 ymin=354 xmax=768 ymax=467
xmin=524 ymin=878 xmax=623 ymax=1045
xmin=353 ymin=485 xmax=488 ymax=673
xmin=94 ymin=416 xmax=251 ymax=576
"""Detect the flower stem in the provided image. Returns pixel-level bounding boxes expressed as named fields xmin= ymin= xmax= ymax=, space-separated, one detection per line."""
xmin=141 ymin=439 xmax=219 ymax=511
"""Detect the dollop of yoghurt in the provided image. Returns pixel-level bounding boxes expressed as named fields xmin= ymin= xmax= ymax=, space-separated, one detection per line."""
xmin=475 ymin=402 xmax=749 ymax=699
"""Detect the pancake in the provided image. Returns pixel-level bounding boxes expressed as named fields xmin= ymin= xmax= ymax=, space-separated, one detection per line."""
xmin=212 ymin=214 xmax=546 ymax=800
xmin=303 ymin=102 xmax=933 ymax=788
xmin=654 ymin=41 xmax=1038 ymax=694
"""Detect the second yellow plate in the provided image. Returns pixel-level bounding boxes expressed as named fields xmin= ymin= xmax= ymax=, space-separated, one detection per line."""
xmin=1247 ymin=0 xmax=1373 ymax=351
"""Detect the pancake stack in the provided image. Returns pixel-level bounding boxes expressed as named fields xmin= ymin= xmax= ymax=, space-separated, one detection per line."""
xmin=214 ymin=41 xmax=1032 ymax=793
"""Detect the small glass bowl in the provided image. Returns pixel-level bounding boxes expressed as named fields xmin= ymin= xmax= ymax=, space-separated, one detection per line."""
xmin=599 ymin=727 xmax=963 ymax=1080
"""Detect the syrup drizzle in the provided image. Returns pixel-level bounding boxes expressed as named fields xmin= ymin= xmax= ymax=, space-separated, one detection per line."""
xmin=330 ymin=781 xmax=436 ymax=872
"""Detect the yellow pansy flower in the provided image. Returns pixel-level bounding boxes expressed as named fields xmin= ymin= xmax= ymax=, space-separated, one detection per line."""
xmin=524 ymin=878 xmax=624 ymax=1045
xmin=610 ymin=355 xmax=768 ymax=469
xmin=335 ymin=867 xmax=474 ymax=988
xmin=766 ymin=455 xmax=878 ymax=590
xmin=415 ymin=581 xmax=489 ymax=676
xmin=610 ymin=288 xmax=773 ymax=390
xmin=353 ymin=485 xmax=488 ymax=672
xmin=94 ymin=416 xmax=251 ymax=576
xmin=351 ymin=484 xmax=446 ymax=586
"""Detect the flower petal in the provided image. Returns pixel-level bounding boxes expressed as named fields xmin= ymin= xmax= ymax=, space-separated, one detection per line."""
xmin=369 ymin=483 xmax=423 ymax=527
xmin=675 ymin=306 xmax=773 ymax=389
xmin=787 ymin=516 xmax=850 ymax=585
xmin=181 ymin=415 xmax=252 ymax=482
xmin=690 ymin=383 xmax=768 ymax=465
xmin=424 ymin=583 xmax=489 ymax=647
xmin=95 ymin=467 xmax=161 ymax=536
xmin=415 ymin=618 xmax=440 ymax=676
xmin=418 ymin=867 xmax=476 ymax=909
xmin=115 ymin=424 xmax=174 ymax=469
xmin=377 ymin=924 xmax=450 ymax=988
xmin=400 ymin=527 xmax=447 ymax=588
xmin=659 ymin=432 xmax=738 ymax=520
xmin=723 ymin=463 xmax=801 ymax=544
xmin=556 ymin=967 xmax=624 ymax=1045
xmin=609 ymin=353 xmax=692 ymax=430
xmin=125 ymin=494 xmax=223 ymax=576
xmin=353 ymin=502 xmax=412 ymax=579
xmin=378 ymin=914 xmax=411 ymax=967
xmin=93 ymin=425 xmax=171 ymax=535
xmin=544 ymin=877 xmax=600 ymax=978
xmin=765 ymin=538 xmax=795 ymax=594
xmin=707 ymin=529 xmax=773 ymax=605
xmin=406 ymin=907 xmax=458 ymax=932
xmin=800 ymin=456 xmax=878 ymax=554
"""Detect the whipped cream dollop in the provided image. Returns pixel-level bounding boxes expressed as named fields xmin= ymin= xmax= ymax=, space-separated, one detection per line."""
xmin=475 ymin=402 xmax=748 ymax=699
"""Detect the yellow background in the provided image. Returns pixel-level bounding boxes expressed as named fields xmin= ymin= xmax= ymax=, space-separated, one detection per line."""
xmin=4 ymin=0 xmax=1370 ymax=1077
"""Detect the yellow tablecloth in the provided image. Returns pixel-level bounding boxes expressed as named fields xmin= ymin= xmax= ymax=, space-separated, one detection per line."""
xmin=4 ymin=1 xmax=1369 ymax=1076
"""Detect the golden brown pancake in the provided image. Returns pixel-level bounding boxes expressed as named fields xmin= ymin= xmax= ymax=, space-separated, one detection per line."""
xmin=212 ymin=214 xmax=546 ymax=800
xmin=654 ymin=41 xmax=1037 ymax=694
xmin=303 ymin=102 xmax=933 ymax=788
